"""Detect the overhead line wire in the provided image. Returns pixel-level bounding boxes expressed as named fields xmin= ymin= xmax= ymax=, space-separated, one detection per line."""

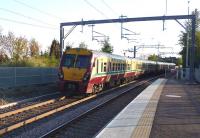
xmin=12 ymin=0 xmax=64 ymax=20
xmin=0 ymin=17 xmax=58 ymax=30
xmin=83 ymin=0 xmax=124 ymax=42
xmin=0 ymin=7 xmax=56 ymax=27
xmin=101 ymin=0 xmax=119 ymax=17
xmin=84 ymin=0 xmax=109 ymax=19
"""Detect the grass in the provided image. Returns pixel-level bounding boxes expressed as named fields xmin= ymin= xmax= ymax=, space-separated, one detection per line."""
xmin=0 ymin=56 xmax=59 ymax=67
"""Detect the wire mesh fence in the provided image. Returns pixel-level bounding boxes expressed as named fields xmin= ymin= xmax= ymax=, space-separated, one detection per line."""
xmin=175 ymin=67 xmax=200 ymax=83
xmin=0 ymin=67 xmax=58 ymax=88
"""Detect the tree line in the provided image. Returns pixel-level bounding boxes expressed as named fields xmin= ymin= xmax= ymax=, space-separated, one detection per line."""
xmin=0 ymin=32 xmax=40 ymax=62
xmin=0 ymin=31 xmax=60 ymax=67
xmin=0 ymin=30 xmax=113 ymax=67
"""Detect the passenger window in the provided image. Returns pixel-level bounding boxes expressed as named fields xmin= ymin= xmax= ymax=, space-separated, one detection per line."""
xmin=113 ymin=63 xmax=115 ymax=71
xmin=109 ymin=62 xmax=111 ymax=72
xmin=117 ymin=63 xmax=119 ymax=71
xmin=104 ymin=63 xmax=107 ymax=72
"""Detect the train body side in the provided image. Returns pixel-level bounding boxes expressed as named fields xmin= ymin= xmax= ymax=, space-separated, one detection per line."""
xmin=58 ymin=48 xmax=175 ymax=94
xmin=87 ymin=52 xmax=137 ymax=93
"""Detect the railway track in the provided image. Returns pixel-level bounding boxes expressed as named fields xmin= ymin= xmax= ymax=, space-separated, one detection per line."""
xmin=0 ymin=92 xmax=61 ymax=111
xmin=0 ymin=76 xmax=159 ymax=137
xmin=0 ymin=95 xmax=84 ymax=135
xmin=40 ymin=78 xmax=155 ymax=138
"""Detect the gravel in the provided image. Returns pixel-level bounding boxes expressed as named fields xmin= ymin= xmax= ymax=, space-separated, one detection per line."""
xmin=2 ymin=80 xmax=149 ymax=138
xmin=50 ymin=85 xmax=147 ymax=138
xmin=0 ymin=83 xmax=58 ymax=106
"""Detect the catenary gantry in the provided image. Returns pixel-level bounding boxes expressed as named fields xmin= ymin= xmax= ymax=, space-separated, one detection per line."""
xmin=60 ymin=14 xmax=196 ymax=81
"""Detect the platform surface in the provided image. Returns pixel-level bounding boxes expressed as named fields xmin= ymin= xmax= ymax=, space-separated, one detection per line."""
xmin=96 ymin=78 xmax=167 ymax=138
xmin=150 ymin=79 xmax=200 ymax=138
xmin=96 ymin=78 xmax=200 ymax=138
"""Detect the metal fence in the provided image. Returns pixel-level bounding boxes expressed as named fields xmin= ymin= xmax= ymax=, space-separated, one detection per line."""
xmin=0 ymin=67 xmax=58 ymax=88
xmin=195 ymin=67 xmax=200 ymax=83
xmin=176 ymin=67 xmax=200 ymax=83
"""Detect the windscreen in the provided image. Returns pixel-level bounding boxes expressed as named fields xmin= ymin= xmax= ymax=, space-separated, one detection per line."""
xmin=75 ymin=55 xmax=91 ymax=68
xmin=62 ymin=54 xmax=76 ymax=67
xmin=62 ymin=54 xmax=91 ymax=68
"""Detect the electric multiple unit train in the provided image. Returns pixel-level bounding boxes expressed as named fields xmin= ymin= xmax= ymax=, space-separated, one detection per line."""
xmin=58 ymin=48 xmax=175 ymax=94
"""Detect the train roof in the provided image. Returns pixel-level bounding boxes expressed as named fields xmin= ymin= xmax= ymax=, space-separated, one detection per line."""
xmin=92 ymin=50 xmax=175 ymax=65
xmin=92 ymin=50 xmax=128 ymax=60
xmin=65 ymin=48 xmax=175 ymax=65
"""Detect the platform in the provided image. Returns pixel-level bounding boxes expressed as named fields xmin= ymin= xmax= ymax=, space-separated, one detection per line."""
xmin=95 ymin=78 xmax=200 ymax=138
xmin=96 ymin=78 xmax=166 ymax=138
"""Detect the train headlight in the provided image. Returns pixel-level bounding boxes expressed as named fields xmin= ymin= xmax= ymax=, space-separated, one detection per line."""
xmin=83 ymin=72 xmax=90 ymax=81
xmin=58 ymin=68 xmax=64 ymax=80
xmin=59 ymin=73 xmax=64 ymax=79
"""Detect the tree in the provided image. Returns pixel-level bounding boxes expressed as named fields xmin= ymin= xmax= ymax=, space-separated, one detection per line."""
xmin=49 ymin=39 xmax=60 ymax=59
xmin=148 ymin=54 xmax=159 ymax=61
xmin=179 ymin=9 xmax=200 ymax=67
xmin=195 ymin=31 xmax=200 ymax=66
xmin=79 ymin=42 xmax=87 ymax=49
xmin=177 ymin=57 xmax=182 ymax=66
xmin=101 ymin=39 xmax=113 ymax=53
xmin=42 ymin=50 xmax=50 ymax=57
xmin=13 ymin=36 xmax=28 ymax=61
xmin=0 ymin=51 xmax=8 ymax=63
xmin=0 ymin=32 xmax=15 ymax=59
xmin=29 ymin=38 xmax=40 ymax=57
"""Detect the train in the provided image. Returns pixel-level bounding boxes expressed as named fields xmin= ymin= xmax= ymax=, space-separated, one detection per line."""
xmin=58 ymin=48 xmax=175 ymax=94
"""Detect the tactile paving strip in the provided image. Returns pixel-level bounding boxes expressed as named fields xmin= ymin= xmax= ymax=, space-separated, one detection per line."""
xmin=131 ymin=80 xmax=166 ymax=138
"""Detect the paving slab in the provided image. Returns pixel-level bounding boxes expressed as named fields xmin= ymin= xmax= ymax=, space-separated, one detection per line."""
xmin=150 ymin=79 xmax=200 ymax=138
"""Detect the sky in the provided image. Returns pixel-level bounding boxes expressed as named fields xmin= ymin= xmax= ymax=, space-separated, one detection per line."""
xmin=0 ymin=0 xmax=200 ymax=59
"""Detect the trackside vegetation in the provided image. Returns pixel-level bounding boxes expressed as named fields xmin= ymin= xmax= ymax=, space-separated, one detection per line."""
xmin=179 ymin=9 xmax=200 ymax=68
xmin=0 ymin=31 xmax=61 ymax=67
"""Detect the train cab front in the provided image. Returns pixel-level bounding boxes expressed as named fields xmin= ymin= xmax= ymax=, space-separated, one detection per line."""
xmin=58 ymin=48 xmax=92 ymax=95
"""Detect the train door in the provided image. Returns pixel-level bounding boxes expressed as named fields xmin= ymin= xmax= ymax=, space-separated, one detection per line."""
xmin=97 ymin=58 xmax=103 ymax=74
xmin=132 ymin=60 xmax=136 ymax=71
xmin=96 ymin=59 xmax=99 ymax=74
xmin=91 ymin=58 xmax=99 ymax=77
